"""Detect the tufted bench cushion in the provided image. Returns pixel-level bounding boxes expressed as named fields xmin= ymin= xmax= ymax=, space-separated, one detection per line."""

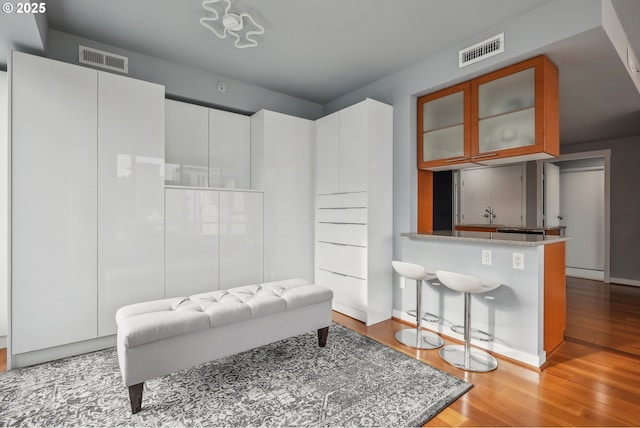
xmin=116 ymin=279 xmax=333 ymax=413
xmin=116 ymin=279 xmax=332 ymax=349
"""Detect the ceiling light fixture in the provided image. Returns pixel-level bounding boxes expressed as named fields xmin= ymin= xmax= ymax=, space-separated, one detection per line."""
xmin=200 ymin=0 xmax=265 ymax=49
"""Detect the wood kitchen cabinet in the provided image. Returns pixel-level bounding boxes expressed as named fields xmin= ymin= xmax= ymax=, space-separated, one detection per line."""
xmin=471 ymin=55 xmax=559 ymax=164
xmin=417 ymin=82 xmax=474 ymax=170
xmin=418 ymin=55 xmax=559 ymax=170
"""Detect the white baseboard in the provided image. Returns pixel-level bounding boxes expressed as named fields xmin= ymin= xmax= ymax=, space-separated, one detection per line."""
xmin=392 ymin=308 xmax=545 ymax=368
xmin=11 ymin=335 xmax=116 ymax=370
xmin=566 ymin=267 xmax=604 ymax=281
xmin=608 ymin=277 xmax=640 ymax=287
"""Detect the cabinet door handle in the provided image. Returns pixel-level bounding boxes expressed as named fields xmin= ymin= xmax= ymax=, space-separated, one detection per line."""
xmin=472 ymin=153 xmax=498 ymax=159
xmin=445 ymin=157 xmax=469 ymax=163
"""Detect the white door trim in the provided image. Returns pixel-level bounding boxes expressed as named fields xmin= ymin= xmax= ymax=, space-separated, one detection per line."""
xmin=537 ymin=149 xmax=611 ymax=283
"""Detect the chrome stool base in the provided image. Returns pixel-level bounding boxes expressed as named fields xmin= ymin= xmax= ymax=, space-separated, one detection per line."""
xmin=439 ymin=344 xmax=498 ymax=372
xmin=395 ymin=328 xmax=444 ymax=350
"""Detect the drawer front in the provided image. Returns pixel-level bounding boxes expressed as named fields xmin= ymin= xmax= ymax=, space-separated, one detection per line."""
xmin=315 ymin=268 xmax=367 ymax=312
xmin=317 ymin=207 xmax=367 ymax=224
xmin=316 ymin=223 xmax=367 ymax=246
xmin=316 ymin=242 xmax=367 ymax=279
xmin=317 ymin=192 xmax=367 ymax=208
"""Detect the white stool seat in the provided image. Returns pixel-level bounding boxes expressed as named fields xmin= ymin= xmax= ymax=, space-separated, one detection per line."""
xmin=435 ymin=270 xmax=502 ymax=372
xmin=392 ymin=261 xmax=443 ymax=350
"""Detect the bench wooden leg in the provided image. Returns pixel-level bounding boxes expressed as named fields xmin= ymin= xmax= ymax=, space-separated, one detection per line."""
xmin=317 ymin=326 xmax=329 ymax=347
xmin=128 ymin=383 xmax=144 ymax=414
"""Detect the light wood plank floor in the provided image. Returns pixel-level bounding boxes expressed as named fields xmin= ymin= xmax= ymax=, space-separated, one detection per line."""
xmin=334 ymin=276 xmax=640 ymax=427
xmin=1 ymin=277 xmax=639 ymax=426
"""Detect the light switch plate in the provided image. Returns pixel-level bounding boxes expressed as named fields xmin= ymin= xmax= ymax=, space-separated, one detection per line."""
xmin=513 ymin=253 xmax=524 ymax=270
xmin=482 ymin=249 xmax=492 ymax=266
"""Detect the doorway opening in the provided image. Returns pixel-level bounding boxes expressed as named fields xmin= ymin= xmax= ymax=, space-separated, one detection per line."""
xmin=539 ymin=150 xmax=611 ymax=282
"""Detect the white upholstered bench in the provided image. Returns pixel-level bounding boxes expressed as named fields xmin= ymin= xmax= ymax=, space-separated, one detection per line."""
xmin=115 ymin=279 xmax=333 ymax=413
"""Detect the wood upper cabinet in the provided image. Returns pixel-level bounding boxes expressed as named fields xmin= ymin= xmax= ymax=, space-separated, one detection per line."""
xmin=417 ymin=82 xmax=473 ymax=170
xmin=418 ymin=55 xmax=559 ymax=170
xmin=471 ymin=55 xmax=559 ymax=164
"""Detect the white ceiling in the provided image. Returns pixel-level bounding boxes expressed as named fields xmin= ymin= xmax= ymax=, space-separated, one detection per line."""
xmin=2 ymin=0 xmax=640 ymax=145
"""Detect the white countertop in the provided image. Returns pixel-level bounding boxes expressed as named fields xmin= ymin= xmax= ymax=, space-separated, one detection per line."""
xmin=401 ymin=230 xmax=570 ymax=246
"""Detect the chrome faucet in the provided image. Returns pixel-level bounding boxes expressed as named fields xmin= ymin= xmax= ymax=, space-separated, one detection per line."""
xmin=484 ymin=206 xmax=496 ymax=225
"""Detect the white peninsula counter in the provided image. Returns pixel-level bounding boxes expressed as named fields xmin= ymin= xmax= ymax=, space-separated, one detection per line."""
xmin=397 ymin=231 xmax=569 ymax=369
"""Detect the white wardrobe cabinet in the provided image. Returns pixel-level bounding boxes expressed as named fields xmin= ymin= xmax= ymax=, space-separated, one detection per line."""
xmin=11 ymin=51 xmax=99 ymax=354
xmin=165 ymin=188 xmax=220 ymax=298
xmin=164 ymin=99 xmax=251 ymax=189
xmin=10 ymin=51 xmax=165 ymax=359
xmin=251 ymin=110 xmax=314 ymax=283
xmin=97 ymin=72 xmax=166 ymax=336
xmin=314 ymin=98 xmax=393 ymax=326
xmin=164 ymin=99 xmax=209 ymax=187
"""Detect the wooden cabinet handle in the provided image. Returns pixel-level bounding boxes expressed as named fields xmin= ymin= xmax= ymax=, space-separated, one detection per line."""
xmin=445 ymin=157 xmax=469 ymax=163
xmin=472 ymin=153 xmax=498 ymax=159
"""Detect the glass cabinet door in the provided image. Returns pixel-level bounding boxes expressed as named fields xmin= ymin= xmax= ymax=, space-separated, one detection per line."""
xmin=476 ymin=67 xmax=535 ymax=153
xmin=418 ymin=82 xmax=471 ymax=169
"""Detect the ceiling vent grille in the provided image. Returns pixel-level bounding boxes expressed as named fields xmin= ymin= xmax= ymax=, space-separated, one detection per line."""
xmin=459 ymin=33 xmax=504 ymax=68
xmin=79 ymin=45 xmax=129 ymax=73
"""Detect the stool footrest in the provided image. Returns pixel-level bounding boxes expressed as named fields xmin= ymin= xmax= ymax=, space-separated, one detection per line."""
xmin=451 ymin=325 xmax=494 ymax=342
xmin=406 ymin=309 xmax=440 ymax=323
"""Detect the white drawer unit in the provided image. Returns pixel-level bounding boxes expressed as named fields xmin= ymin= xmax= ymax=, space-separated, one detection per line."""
xmin=317 ymin=207 xmax=367 ymax=224
xmin=316 ymin=223 xmax=367 ymax=247
xmin=317 ymin=192 xmax=367 ymax=209
xmin=315 ymin=268 xmax=367 ymax=313
xmin=316 ymin=242 xmax=367 ymax=280
xmin=314 ymin=99 xmax=393 ymax=326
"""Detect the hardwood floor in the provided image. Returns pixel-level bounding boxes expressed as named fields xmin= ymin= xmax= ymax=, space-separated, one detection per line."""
xmin=334 ymin=276 xmax=640 ymax=427
xmin=1 ymin=276 xmax=639 ymax=426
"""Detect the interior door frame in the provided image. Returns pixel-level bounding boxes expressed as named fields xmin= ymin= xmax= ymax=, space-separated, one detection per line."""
xmin=537 ymin=149 xmax=611 ymax=282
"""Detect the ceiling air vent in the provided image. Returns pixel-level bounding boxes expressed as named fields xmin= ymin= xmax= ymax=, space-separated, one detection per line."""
xmin=459 ymin=33 xmax=504 ymax=68
xmin=79 ymin=45 xmax=129 ymax=73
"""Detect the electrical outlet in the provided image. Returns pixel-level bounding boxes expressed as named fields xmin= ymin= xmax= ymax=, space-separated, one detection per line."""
xmin=482 ymin=249 xmax=492 ymax=266
xmin=513 ymin=253 xmax=524 ymax=270
xmin=399 ymin=277 xmax=406 ymax=289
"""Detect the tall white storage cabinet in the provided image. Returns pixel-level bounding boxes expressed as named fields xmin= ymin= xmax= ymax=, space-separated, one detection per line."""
xmin=10 ymin=52 xmax=99 ymax=354
xmin=251 ymin=110 xmax=314 ymax=282
xmin=97 ymin=72 xmax=165 ymax=336
xmin=314 ymin=99 xmax=393 ymax=326
xmin=0 ymin=71 xmax=8 ymax=347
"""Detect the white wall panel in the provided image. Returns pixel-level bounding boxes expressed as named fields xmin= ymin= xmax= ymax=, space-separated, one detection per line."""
xmin=219 ymin=191 xmax=264 ymax=288
xmin=314 ymin=112 xmax=340 ymax=195
xmin=97 ymin=72 xmax=165 ymax=336
xmin=338 ymin=102 xmax=368 ymax=193
xmin=209 ymin=110 xmax=251 ymax=189
xmin=165 ymin=188 xmax=220 ymax=297
xmin=11 ymin=52 xmax=98 ymax=353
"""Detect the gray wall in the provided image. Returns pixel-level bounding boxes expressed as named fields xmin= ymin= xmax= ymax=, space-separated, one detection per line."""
xmin=46 ymin=30 xmax=323 ymax=119
xmin=562 ymin=135 xmax=640 ymax=282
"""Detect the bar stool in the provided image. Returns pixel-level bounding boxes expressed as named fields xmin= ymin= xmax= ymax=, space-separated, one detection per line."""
xmin=435 ymin=270 xmax=502 ymax=372
xmin=392 ymin=261 xmax=444 ymax=349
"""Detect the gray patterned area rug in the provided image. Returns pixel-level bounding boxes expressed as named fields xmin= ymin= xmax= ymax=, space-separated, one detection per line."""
xmin=0 ymin=324 xmax=471 ymax=427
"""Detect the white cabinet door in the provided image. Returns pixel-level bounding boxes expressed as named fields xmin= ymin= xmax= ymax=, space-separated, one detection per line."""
xmin=165 ymin=188 xmax=220 ymax=297
xmin=165 ymin=99 xmax=209 ymax=187
xmin=339 ymin=102 xmax=368 ymax=192
xmin=251 ymin=111 xmax=313 ymax=282
xmin=11 ymin=52 xmax=98 ymax=353
xmin=219 ymin=191 xmax=264 ymax=288
xmin=0 ymin=71 xmax=8 ymax=340
xmin=315 ymin=111 xmax=340 ymax=195
xmin=97 ymin=72 xmax=165 ymax=336
xmin=209 ymin=109 xmax=251 ymax=189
